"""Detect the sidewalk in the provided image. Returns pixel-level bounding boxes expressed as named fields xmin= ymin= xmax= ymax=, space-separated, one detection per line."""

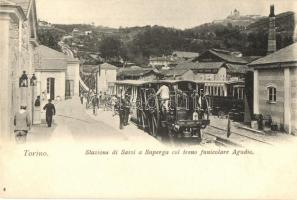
xmin=208 ymin=115 xmax=297 ymax=146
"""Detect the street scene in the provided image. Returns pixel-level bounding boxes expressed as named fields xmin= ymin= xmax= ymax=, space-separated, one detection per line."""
xmin=1 ymin=0 xmax=297 ymax=147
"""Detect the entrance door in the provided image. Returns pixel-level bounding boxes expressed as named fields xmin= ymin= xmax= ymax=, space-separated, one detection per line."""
xmin=47 ymin=78 xmax=55 ymax=100
xmin=65 ymin=80 xmax=74 ymax=98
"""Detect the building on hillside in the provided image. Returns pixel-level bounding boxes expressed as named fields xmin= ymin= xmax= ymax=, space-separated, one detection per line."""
xmin=172 ymin=51 xmax=199 ymax=60
xmin=38 ymin=20 xmax=52 ymax=27
xmin=117 ymin=68 xmax=162 ymax=81
xmin=0 ymin=0 xmax=39 ymax=137
xmin=148 ymin=56 xmax=174 ymax=69
xmin=34 ymin=45 xmax=80 ymax=101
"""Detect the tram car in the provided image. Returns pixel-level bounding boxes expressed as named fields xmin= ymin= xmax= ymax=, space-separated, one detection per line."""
xmin=113 ymin=80 xmax=210 ymax=140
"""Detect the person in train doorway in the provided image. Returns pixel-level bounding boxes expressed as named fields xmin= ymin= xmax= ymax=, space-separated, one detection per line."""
xmin=14 ymin=105 xmax=31 ymax=143
xmin=43 ymin=99 xmax=56 ymax=127
xmin=156 ymin=84 xmax=170 ymax=115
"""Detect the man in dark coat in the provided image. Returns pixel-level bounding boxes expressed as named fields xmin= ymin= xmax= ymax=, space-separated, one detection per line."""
xmin=43 ymin=99 xmax=56 ymax=127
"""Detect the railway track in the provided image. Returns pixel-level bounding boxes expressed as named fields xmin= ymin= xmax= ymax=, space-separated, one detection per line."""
xmin=203 ymin=125 xmax=273 ymax=147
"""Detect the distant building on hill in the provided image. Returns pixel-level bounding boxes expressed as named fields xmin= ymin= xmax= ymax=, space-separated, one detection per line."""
xmin=172 ymin=51 xmax=199 ymax=60
xmin=213 ymin=9 xmax=265 ymax=27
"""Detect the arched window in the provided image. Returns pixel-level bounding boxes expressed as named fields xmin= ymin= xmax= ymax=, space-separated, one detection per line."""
xmin=267 ymin=86 xmax=276 ymax=102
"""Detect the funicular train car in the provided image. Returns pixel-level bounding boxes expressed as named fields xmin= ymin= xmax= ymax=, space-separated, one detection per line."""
xmin=113 ymin=80 xmax=210 ymax=140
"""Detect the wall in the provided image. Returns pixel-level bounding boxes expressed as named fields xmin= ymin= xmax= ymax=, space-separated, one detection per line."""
xmin=180 ymin=70 xmax=195 ymax=80
xmin=66 ymin=62 xmax=80 ymax=96
xmin=98 ymin=69 xmax=117 ymax=93
xmin=36 ymin=71 xmax=66 ymax=102
xmin=258 ymin=68 xmax=284 ymax=128
xmin=194 ymin=67 xmax=227 ymax=81
xmin=291 ymin=67 xmax=297 ymax=133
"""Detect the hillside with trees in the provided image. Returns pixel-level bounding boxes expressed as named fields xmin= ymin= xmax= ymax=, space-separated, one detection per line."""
xmin=37 ymin=11 xmax=296 ymax=66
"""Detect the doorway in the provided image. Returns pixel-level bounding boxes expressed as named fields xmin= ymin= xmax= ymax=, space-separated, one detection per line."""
xmin=65 ymin=80 xmax=74 ymax=98
xmin=47 ymin=78 xmax=55 ymax=100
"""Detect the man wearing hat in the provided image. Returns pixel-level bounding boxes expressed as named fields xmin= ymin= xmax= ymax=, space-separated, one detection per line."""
xmin=43 ymin=99 xmax=56 ymax=127
xmin=14 ymin=105 xmax=31 ymax=143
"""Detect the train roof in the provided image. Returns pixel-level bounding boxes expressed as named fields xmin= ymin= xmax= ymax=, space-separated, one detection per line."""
xmin=114 ymin=79 xmax=198 ymax=85
xmin=114 ymin=79 xmax=244 ymax=86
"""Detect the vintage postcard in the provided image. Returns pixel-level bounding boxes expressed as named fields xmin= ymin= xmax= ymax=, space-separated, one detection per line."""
xmin=1 ymin=0 xmax=297 ymax=199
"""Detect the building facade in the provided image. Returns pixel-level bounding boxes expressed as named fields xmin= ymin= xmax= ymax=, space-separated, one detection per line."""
xmin=192 ymin=49 xmax=249 ymax=99
xmin=97 ymin=63 xmax=117 ymax=93
xmin=249 ymin=43 xmax=297 ymax=134
xmin=34 ymin=45 xmax=80 ymax=101
xmin=0 ymin=0 xmax=38 ymax=138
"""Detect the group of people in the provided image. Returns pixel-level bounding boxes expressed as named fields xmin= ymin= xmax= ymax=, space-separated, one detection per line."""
xmin=80 ymin=91 xmax=118 ymax=115
xmin=80 ymin=89 xmax=131 ymax=129
xmin=13 ymin=99 xmax=56 ymax=143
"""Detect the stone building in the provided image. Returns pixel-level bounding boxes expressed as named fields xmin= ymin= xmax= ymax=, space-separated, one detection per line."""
xmin=0 ymin=0 xmax=39 ymax=138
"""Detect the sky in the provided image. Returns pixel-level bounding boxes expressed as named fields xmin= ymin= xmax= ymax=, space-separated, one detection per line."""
xmin=36 ymin=0 xmax=297 ymax=29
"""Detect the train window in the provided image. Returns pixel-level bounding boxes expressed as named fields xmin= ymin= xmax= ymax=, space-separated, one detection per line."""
xmin=267 ymin=86 xmax=276 ymax=103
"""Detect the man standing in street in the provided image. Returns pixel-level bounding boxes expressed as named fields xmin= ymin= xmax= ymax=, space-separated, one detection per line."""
xmin=123 ymin=93 xmax=131 ymax=126
xmin=14 ymin=105 xmax=31 ymax=143
xmin=43 ymin=99 xmax=56 ymax=127
xmin=156 ymin=84 xmax=170 ymax=113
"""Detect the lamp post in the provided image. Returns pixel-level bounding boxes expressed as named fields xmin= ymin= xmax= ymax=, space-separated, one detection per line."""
xmin=19 ymin=71 xmax=28 ymax=107
xmin=30 ymin=74 xmax=37 ymax=124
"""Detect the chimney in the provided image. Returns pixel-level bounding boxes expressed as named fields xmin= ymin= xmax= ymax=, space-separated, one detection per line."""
xmin=267 ymin=5 xmax=276 ymax=54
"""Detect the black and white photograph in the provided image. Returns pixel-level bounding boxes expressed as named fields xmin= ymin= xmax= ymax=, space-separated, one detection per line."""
xmin=0 ymin=0 xmax=297 ymax=199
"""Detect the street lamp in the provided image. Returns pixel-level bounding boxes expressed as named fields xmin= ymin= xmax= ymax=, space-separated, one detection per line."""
xmin=19 ymin=71 xmax=28 ymax=87
xmin=30 ymin=74 xmax=37 ymax=124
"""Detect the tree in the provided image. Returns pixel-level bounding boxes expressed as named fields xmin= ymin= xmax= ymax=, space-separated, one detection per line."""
xmin=99 ymin=36 xmax=124 ymax=60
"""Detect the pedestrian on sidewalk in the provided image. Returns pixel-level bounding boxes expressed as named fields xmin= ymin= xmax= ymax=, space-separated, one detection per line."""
xmin=92 ymin=95 xmax=98 ymax=115
xmin=102 ymin=92 xmax=107 ymax=111
xmin=227 ymin=113 xmax=231 ymax=138
xmin=111 ymin=95 xmax=117 ymax=114
xmin=14 ymin=105 xmax=31 ymax=143
xmin=123 ymin=93 xmax=131 ymax=126
xmin=43 ymin=99 xmax=56 ymax=127
xmin=80 ymin=93 xmax=84 ymax=104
